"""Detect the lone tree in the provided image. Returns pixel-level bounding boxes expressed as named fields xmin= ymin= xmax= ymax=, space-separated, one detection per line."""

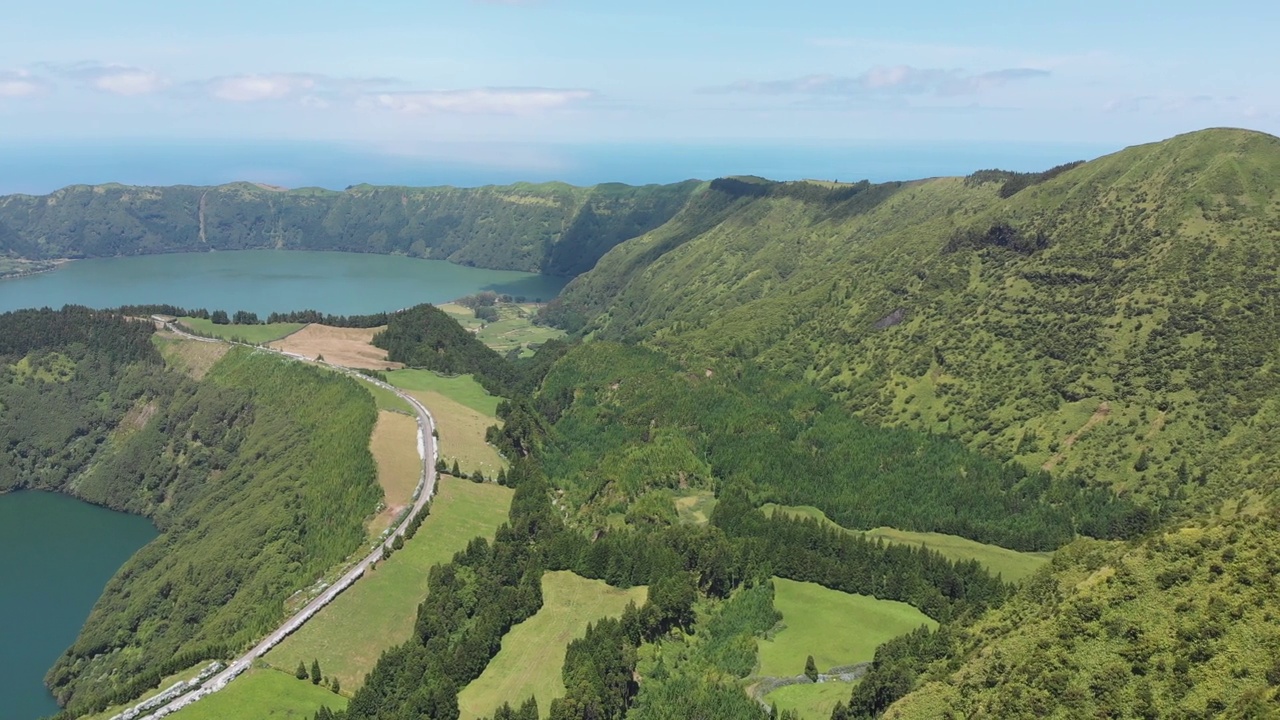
xmin=804 ymin=655 xmax=819 ymax=682
xmin=295 ymin=661 xmax=308 ymax=680
xmin=311 ymin=658 xmax=322 ymax=685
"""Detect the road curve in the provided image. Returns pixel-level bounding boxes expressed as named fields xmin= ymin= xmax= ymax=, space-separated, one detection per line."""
xmin=118 ymin=322 xmax=439 ymax=720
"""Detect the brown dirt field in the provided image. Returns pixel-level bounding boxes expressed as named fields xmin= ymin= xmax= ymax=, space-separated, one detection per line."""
xmin=269 ymin=324 xmax=403 ymax=370
xmin=156 ymin=335 xmax=230 ymax=380
xmin=368 ymin=411 xmax=423 ymax=536
xmin=1043 ymin=401 xmax=1111 ymax=471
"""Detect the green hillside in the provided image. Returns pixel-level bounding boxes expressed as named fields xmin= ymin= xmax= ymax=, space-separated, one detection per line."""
xmin=0 ymin=309 xmax=382 ymax=716
xmin=549 ymin=129 xmax=1280 ymax=515
xmin=0 ymin=179 xmax=702 ymax=274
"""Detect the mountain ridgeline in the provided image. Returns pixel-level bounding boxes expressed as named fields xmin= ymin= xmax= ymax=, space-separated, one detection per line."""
xmin=0 ymin=179 xmax=702 ymax=275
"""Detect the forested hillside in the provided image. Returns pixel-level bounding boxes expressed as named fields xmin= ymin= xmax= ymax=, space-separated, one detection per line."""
xmin=0 ymin=308 xmax=382 ymax=716
xmin=0 ymin=179 xmax=700 ymax=274
xmin=528 ymin=128 xmax=1280 ymax=717
xmin=547 ymin=128 xmax=1280 ymax=512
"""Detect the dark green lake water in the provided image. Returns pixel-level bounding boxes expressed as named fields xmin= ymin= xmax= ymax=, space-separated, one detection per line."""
xmin=0 ymin=491 xmax=158 ymax=720
xmin=0 ymin=250 xmax=570 ymax=316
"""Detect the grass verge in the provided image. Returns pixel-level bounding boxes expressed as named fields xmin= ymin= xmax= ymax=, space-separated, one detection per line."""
xmin=756 ymin=578 xmax=936 ymax=677
xmin=264 ymin=477 xmax=513 ymax=692
xmin=457 ymin=571 xmax=647 ymax=719
xmin=167 ymin=668 xmax=345 ymax=720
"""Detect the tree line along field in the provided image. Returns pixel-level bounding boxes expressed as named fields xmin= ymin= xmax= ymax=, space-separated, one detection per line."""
xmin=762 ymin=504 xmax=1052 ymax=584
xmin=457 ymin=572 xmax=648 ymax=719
xmin=757 ymin=578 xmax=937 ymax=678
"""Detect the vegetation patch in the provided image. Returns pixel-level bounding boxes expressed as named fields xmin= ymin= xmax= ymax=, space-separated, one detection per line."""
xmin=386 ymin=369 xmax=500 ymax=416
xmin=153 ymin=334 xmax=229 ymax=380
xmin=757 ymin=578 xmax=937 ymax=677
xmin=408 ymin=389 xmax=505 ymax=478
xmin=440 ymin=301 xmax=567 ymax=358
xmin=167 ymin=668 xmax=345 ymax=720
xmin=177 ymin=317 xmax=304 ymax=344
xmin=764 ymin=504 xmax=1052 ymax=584
xmin=265 ymin=477 xmax=512 ymax=692
xmin=765 ymin=681 xmax=859 ymax=720
xmin=269 ymin=325 xmax=401 ymax=370
xmin=456 ymin=571 xmax=647 ymax=719
xmin=367 ymin=411 xmax=422 ymax=536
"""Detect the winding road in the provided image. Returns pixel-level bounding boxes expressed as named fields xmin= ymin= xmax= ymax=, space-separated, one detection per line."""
xmin=118 ymin=321 xmax=439 ymax=720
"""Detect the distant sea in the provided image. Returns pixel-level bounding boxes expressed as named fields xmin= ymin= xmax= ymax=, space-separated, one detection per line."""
xmin=0 ymin=140 xmax=1120 ymax=196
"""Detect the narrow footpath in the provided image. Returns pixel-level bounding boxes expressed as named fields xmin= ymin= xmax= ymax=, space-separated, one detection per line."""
xmin=115 ymin=322 xmax=439 ymax=720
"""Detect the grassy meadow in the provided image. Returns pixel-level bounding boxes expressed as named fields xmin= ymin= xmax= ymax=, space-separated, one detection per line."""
xmin=756 ymin=578 xmax=936 ymax=677
xmin=763 ymin=504 xmax=1051 ymax=583
xmin=438 ymin=302 xmax=566 ymax=357
xmin=384 ymin=370 xmax=505 ymax=477
xmin=763 ymin=681 xmax=857 ymax=720
xmin=385 ymin=369 xmax=501 ymax=415
xmin=456 ymin=571 xmax=648 ymax=719
xmin=177 ymin=317 xmax=304 ymax=344
xmin=265 ymin=477 xmax=513 ymax=691
xmin=167 ymin=668 xmax=345 ymax=720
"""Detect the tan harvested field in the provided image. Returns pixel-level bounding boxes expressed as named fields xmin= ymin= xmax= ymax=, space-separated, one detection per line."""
xmin=408 ymin=390 xmax=506 ymax=478
xmin=368 ymin=411 xmax=422 ymax=536
xmin=153 ymin=334 xmax=230 ymax=380
xmin=269 ymin=324 xmax=403 ymax=370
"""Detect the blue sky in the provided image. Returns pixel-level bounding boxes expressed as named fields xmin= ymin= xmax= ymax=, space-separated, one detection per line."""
xmin=0 ymin=1 xmax=1276 ymax=181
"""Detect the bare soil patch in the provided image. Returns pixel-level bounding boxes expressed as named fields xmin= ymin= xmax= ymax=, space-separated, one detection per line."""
xmin=270 ymin=324 xmax=403 ymax=370
xmin=368 ymin=411 xmax=422 ymax=536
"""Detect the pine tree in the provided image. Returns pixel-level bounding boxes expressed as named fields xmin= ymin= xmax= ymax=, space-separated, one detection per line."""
xmin=295 ymin=661 xmax=308 ymax=680
xmin=451 ymin=459 xmax=461 ymax=476
xmin=804 ymin=654 xmax=819 ymax=681
xmin=311 ymin=659 xmax=322 ymax=685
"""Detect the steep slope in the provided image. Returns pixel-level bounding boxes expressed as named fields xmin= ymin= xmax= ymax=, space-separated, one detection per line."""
xmin=882 ymin=515 xmax=1280 ymax=718
xmin=0 ymin=179 xmax=701 ymax=274
xmin=0 ymin=309 xmax=382 ymax=715
xmin=550 ymin=129 xmax=1280 ymax=512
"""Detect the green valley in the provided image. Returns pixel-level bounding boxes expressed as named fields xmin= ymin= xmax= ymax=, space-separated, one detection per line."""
xmin=6 ymin=127 xmax=1280 ymax=720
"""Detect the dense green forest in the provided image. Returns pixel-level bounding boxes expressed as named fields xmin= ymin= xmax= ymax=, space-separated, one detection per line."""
xmin=0 ymin=308 xmax=381 ymax=716
xmin=533 ymin=342 xmax=1146 ymax=551
xmin=0 ymin=179 xmax=701 ymax=275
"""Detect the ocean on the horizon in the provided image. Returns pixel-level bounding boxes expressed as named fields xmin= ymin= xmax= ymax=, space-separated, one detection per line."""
xmin=0 ymin=140 xmax=1120 ymax=196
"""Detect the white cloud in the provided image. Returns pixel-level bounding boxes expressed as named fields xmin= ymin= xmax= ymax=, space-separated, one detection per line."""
xmin=37 ymin=62 xmax=170 ymax=96
xmin=91 ymin=67 xmax=169 ymax=96
xmin=207 ymin=73 xmax=317 ymax=102
xmin=372 ymin=88 xmax=594 ymax=115
xmin=0 ymin=70 xmax=47 ymax=98
xmin=202 ymin=72 xmax=399 ymax=103
xmin=710 ymin=65 xmax=1050 ymax=98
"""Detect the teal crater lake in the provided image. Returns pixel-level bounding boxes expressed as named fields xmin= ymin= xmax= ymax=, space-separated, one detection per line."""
xmin=0 ymin=491 xmax=158 ymax=720
xmin=0 ymin=251 xmax=571 ymax=316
